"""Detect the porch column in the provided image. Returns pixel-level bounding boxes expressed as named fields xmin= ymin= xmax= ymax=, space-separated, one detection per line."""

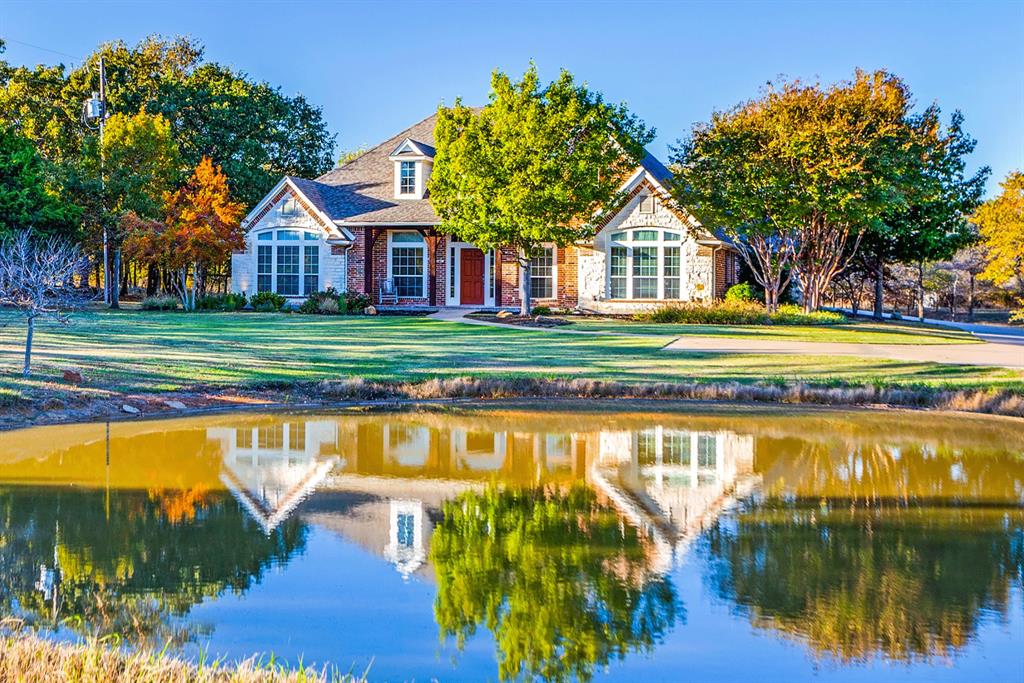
xmin=427 ymin=233 xmax=438 ymax=307
xmin=364 ymin=228 xmax=378 ymax=297
xmin=494 ymin=248 xmax=502 ymax=306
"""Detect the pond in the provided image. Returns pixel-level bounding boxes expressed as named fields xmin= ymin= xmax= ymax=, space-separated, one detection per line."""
xmin=0 ymin=405 xmax=1021 ymax=682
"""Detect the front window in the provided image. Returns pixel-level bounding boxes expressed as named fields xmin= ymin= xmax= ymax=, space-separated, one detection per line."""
xmin=399 ymin=161 xmax=417 ymax=195
xmin=530 ymin=246 xmax=555 ymax=300
xmin=606 ymin=228 xmax=686 ymax=300
xmin=253 ymin=229 xmax=321 ymax=296
xmin=390 ymin=231 xmax=425 ymax=298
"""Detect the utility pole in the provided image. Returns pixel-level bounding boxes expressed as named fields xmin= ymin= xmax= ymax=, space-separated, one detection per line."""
xmin=84 ymin=57 xmax=110 ymax=304
xmin=99 ymin=56 xmax=109 ymax=306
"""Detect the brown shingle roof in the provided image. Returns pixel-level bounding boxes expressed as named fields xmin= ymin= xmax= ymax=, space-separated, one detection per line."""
xmin=288 ymin=111 xmax=678 ymax=228
xmin=312 ymin=113 xmax=442 ymax=224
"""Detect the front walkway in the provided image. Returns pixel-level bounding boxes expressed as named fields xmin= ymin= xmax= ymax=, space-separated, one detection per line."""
xmin=431 ymin=308 xmax=1024 ymax=370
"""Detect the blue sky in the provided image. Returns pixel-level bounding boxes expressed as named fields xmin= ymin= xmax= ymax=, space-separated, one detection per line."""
xmin=2 ymin=0 xmax=1022 ymax=196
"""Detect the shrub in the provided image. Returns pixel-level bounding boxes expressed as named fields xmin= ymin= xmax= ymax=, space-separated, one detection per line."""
xmin=195 ymin=293 xmax=247 ymax=312
xmin=643 ymin=300 xmax=769 ymax=325
xmin=1010 ymin=308 xmax=1024 ymax=325
xmin=341 ymin=291 xmax=370 ymax=314
xmin=724 ymin=283 xmax=755 ymax=303
xmin=140 ymin=294 xmax=178 ymax=311
xmin=531 ymin=305 xmax=552 ymax=316
xmin=641 ymin=301 xmax=846 ymax=326
xmin=770 ymin=304 xmax=846 ymax=325
xmin=298 ymin=289 xmax=344 ymax=315
xmin=318 ymin=298 xmax=340 ymax=314
xmin=250 ymin=291 xmax=287 ymax=312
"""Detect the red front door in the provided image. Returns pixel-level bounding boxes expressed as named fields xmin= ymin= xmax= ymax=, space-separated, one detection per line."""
xmin=459 ymin=248 xmax=485 ymax=305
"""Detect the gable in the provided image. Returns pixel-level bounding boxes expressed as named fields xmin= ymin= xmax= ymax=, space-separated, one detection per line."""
xmin=246 ymin=186 xmax=330 ymax=236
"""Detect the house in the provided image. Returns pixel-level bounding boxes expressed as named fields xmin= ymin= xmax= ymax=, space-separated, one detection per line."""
xmin=231 ymin=113 xmax=740 ymax=312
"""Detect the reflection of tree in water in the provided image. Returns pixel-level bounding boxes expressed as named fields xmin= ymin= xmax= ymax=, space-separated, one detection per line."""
xmin=431 ymin=484 xmax=680 ymax=683
xmin=0 ymin=486 xmax=307 ymax=646
xmin=702 ymin=501 xmax=1024 ymax=662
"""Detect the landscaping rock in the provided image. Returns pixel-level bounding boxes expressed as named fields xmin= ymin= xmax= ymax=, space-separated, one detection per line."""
xmin=62 ymin=369 xmax=85 ymax=384
xmin=121 ymin=404 xmax=140 ymax=415
xmin=534 ymin=315 xmax=571 ymax=327
xmin=365 ymin=305 xmax=378 ymax=316
xmin=495 ymin=310 xmax=514 ymax=319
xmin=164 ymin=400 xmax=188 ymax=410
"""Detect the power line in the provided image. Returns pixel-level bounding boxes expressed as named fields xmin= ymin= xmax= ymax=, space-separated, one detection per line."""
xmin=1 ymin=36 xmax=83 ymax=63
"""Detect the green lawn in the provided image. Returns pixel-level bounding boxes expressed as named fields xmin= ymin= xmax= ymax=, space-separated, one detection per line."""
xmin=0 ymin=311 xmax=1019 ymax=404
xmin=559 ymin=317 xmax=980 ymax=344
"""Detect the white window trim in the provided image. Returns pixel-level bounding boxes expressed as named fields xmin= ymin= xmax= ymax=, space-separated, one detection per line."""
xmin=252 ymin=227 xmax=322 ymax=297
xmin=386 ymin=230 xmax=429 ymax=299
xmin=605 ymin=228 xmax=685 ymax=301
xmin=392 ymin=159 xmax=431 ymax=199
xmin=529 ymin=244 xmax=558 ymax=301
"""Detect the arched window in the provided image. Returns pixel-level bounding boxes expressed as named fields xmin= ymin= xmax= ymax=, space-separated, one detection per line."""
xmin=255 ymin=229 xmax=321 ymax=296
xmin=606 ymin=228 xmax=683 ymax=300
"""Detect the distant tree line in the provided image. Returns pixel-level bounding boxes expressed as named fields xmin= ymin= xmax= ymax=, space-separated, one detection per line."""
xmin=0 ymin=35 xmax=335 ymax=305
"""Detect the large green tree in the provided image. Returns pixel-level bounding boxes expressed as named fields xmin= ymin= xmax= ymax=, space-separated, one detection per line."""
xmin=860 ymin=109 xmax=987 ymax=319
xmin=95 ymin=111 xmax=180 ymax=307
xmin=673 ymin=70 xmax=955 ymax=312
xmin=0 ymin=36 xmax=335 ymax=210
xmin=0 ymin=127 xmax=80 ymax=238
xmin=430 ymin=64 xmax=653 ymax=314
xmin=973 ymin=171 xmax=1024 ymax=315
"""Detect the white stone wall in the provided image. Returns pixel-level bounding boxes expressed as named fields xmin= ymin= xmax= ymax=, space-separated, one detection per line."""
xmin=231 ymin=192 xmax=346 ymax=297
xmin=577 ymin=187 xmax=714 ymax=313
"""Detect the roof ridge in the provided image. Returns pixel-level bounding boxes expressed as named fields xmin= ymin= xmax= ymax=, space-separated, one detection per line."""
xmin=320 ymin=112 xmax=441 ymax=178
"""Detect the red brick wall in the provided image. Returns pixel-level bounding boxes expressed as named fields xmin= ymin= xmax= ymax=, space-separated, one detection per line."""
xmin=714 ymin=249 xmax=741 ymax=299
xmin=496 ymin=245 xmax=578 ymax=310
xmin=347 ymin=228 xmax=368 ymax=295
xmin=348 ymin=228 xmax=446 ymax=305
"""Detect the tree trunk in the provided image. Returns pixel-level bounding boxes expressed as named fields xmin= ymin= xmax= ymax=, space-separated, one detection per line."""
xmin=873 ymin=257 xmax=884 ymax=319
xmin=110 ymin=249 xmax=122 ymax=309
xmin=518 ymin=256 xmax=531 ymax=316
xmin=916 ymin=260 xmax=925 ymax=321
xmin=146 ymin=261 xmax=159 ymax=296
xmin=968 ymin=274 xmax=976 ymax=322
xmin=23 ymin=316 xmax=34 ymax=377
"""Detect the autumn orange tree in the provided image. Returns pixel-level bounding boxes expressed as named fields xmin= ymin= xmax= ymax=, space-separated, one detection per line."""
xmin=125 ymin=157 xmax=244 ymax=310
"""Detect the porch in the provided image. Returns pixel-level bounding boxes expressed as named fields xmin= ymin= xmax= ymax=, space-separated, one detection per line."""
xmin=357 ymin=227 xmax=511 ymax=308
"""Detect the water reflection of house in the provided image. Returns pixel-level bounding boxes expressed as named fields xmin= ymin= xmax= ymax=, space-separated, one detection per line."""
xmin=587 ymin=426 xmax=758 ymax=570
xmin=206 ymin=415 xmax=756 ymax=577
xmin=206 ymin=421 xmax=341 ymax=533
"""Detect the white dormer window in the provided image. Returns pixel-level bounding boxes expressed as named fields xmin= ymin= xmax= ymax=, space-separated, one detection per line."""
xmin=399 ymin=161 xmax=417 ymax=195
xmin=390 ymin=138 xmax=433 ymax=199
xmin=281 ymin=197 xmax=301 ymax=216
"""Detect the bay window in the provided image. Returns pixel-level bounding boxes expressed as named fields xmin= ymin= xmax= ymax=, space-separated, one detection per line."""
xmin=606 ymin=228 xmax=686 ymax=300
xmin=254 ymin=229 xmax=320 ymax=296
xmin=390 ymin=231 xmax=426 ymax=298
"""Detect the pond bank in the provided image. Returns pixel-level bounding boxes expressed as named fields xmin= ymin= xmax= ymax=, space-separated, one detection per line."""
xmin=0 ymin=633 xmax=363 ymax=683
xmin=2 ymin=376 xmax=1022 ymax=432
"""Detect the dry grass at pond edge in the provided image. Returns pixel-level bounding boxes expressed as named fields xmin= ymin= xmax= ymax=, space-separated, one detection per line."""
xmin=0 ymin=633 xmax=366 ymax=683
xmin=3 ymin=376 xmax=1022 ymax=431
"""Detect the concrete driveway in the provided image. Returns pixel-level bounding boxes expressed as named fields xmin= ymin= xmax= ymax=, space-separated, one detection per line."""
xmin=662 ymin=335 xmax=1024 ymax=369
